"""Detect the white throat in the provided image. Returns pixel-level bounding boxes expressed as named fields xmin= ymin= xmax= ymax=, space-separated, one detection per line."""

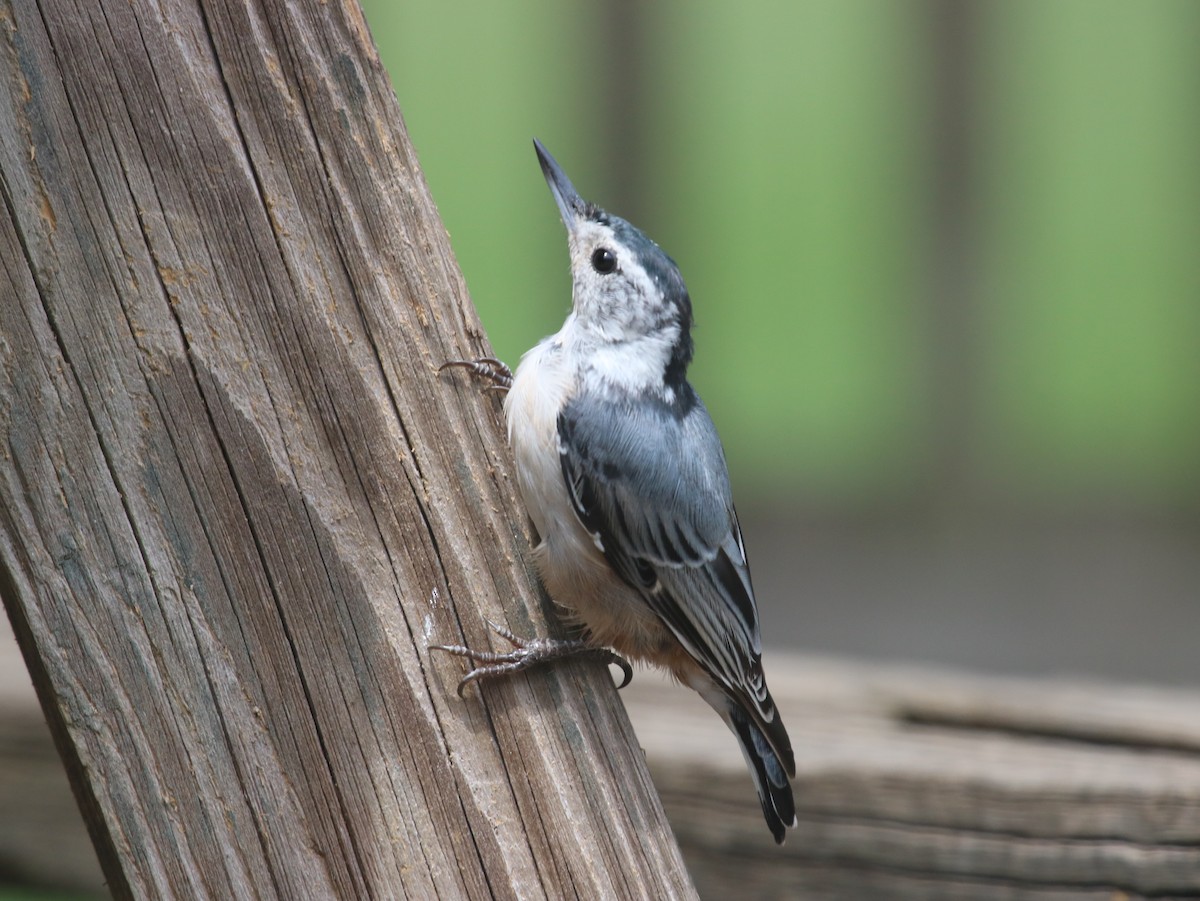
xmin=565 ymin=316 xmax=678 ymax=398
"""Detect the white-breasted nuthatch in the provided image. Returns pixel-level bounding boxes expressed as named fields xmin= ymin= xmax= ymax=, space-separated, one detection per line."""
xmin=435 ymin=140 xmax=796 ymax=843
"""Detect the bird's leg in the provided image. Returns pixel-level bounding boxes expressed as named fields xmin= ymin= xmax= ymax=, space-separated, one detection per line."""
xmin=438 ymin=356 xmax=513 ymax=392
xmin=431 ymin=620 xmax=633 ymax=698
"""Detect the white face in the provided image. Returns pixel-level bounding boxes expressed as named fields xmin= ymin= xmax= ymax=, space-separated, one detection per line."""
xmin=565 ymin=216 xmax=686 ymax=397
xmin=567 ymin=218 xmax=679 ymax=346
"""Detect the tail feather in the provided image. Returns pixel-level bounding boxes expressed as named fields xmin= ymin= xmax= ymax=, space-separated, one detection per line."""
xmin=690 ymin=670 xmax=797 ymax=843
xmin=726 ymin=702 xmax=796 ymax=844
xmin=755 ymin=694 xmax=796 ymax=779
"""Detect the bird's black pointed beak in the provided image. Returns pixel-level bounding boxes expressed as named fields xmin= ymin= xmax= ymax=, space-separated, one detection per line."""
xmin=534 ymin=139 xmax=583 ymax=235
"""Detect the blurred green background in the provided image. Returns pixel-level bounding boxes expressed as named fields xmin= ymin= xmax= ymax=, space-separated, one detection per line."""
xmin=360 ymin=0 xmax=1200 ymax=683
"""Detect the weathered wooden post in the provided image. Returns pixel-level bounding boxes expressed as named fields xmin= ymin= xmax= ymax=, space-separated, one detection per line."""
xmin=0 ymin=0 xmax=696 ymax=896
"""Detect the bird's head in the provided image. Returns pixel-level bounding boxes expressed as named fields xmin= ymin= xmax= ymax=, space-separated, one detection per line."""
xmin=534 ymin=139 xmax=694 ymax=392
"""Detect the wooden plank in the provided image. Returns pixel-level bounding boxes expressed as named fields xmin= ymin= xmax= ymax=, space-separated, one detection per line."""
xmin=623 ymin=656 xmax=1200 ymax=899
xmin=0 ymin=1 xmax=694 ymax=898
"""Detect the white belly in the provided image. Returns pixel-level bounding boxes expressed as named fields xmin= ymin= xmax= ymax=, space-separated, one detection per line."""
xmin=502 ymin=335 xmax=671 ymax=659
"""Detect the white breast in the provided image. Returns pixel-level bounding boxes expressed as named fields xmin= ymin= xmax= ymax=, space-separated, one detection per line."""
xmin=503 ymin=334 xmax=578 ymax=544
xmin=501 ymin=329 xmax=675 ymax=659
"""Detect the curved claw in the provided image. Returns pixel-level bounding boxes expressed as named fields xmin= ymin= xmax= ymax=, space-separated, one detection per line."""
xmin=455 ymin=671 xmax=483 ymax=699
xmin=608 ymin=653 xmax=634 ymax=689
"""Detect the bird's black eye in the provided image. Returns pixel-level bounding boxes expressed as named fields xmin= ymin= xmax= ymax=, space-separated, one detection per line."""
xmin=591 ymin=247 xmax=617 ymax=274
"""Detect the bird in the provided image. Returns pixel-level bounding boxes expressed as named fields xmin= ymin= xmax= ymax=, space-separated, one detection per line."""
xmin=434 ymin=139 xmax=796 ymax=844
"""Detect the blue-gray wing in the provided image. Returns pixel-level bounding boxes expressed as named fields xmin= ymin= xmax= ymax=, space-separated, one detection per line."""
xmin=557 ymin=389 xmax=775 ymax=726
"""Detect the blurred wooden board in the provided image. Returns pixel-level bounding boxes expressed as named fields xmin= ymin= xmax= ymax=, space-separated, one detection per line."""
xmin=622 ymin=654 xmax=1200 ymax=900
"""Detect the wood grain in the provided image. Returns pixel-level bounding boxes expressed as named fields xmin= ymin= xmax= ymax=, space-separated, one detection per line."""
xmin=0 ymin=0 xmax=695 ymax=897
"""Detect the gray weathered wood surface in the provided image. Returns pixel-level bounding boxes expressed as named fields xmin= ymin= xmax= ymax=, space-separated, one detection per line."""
xmin=624 ymin=656 xmax=1200 ymax=900
xmin=0 ymin=0 xmax=695 ymax=897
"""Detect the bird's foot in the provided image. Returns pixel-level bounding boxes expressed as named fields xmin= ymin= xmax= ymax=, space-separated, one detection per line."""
xmin=431 ymin=620 xmax=633 ymax=697
xmin=438 ymin=356 xmax=513 ymax=392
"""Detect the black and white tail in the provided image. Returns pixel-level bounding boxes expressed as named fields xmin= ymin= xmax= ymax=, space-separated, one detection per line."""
xmin=723 ymin=699 xmax=796 ymax=844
